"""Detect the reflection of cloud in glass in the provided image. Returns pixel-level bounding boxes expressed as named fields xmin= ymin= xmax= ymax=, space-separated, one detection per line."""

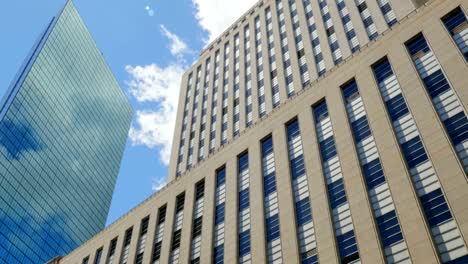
xmin=0 ymin=211 xmax=73 ymax=263
xmin=0 ymin=120 xmax=43 ymax=160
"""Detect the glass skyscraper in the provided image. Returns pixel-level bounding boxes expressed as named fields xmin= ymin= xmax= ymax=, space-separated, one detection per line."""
xmin=0 ymin=1 xmax=132 ymax=263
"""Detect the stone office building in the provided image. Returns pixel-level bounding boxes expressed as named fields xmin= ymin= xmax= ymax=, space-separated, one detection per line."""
xmin=51 ymin=0 xmax=468 ymax=263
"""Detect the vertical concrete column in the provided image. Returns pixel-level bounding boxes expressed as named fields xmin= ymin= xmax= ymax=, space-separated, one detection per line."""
xmin=179 ymin=179 xmax=195 ymax=263
xmin=356 ymin=63 xmax=437 ymax=262
xmin=169 ymin=71 xmax=191 ymax=180
xmin=200 ymin=165 xmax=216 ymax=263
xmin=389 ymin=0 xmax=417 ymax=20
xmin=170 ymin=72 xmax=192 ymax=179
xmin=280 ymin=0 xmax=303 ymax=93
xmin=294 ymin=0 xmax=320 ymax=82
xmin=272 ymin=123 xmax=300 ymax=262
xmin=326 ymin=81 xmax=384 ymax=263
xmin=309 ymin=0 xmax=335 ymax=70
xmin=249 ymin=139 xmax=267 ymax=263
xmin=298 ymin=108 xmax=339 ymax=264
xmin=389 ymin=41 xmax=468 ymax=245
xmin=327 ymin=0 xmax=352 ymax=58
xmin=192 ymin=62 xmax=207 ymax=166
xmin=215 ymin=43 xmax=226 ymax=149
xmin=247 ymin=17 xmax=260 ymax=123
xmin=343 ymin=0 xmax=370 ymax=45
xmin=259 ymin=6 xmax=274 ymax=115
xmin=203 ymin=52 xmax=215 ymax=159
xmin=226 ymin=34 xmax=235 ymax=144
xmin=238 ymin=25 xmax=247 ymax=133
xmin=362 ymin=0 xmax=389 ymax=34
xmin=224 ymin=155 xmax=239 ymax=263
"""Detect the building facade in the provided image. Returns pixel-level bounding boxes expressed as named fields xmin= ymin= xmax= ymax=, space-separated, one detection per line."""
xmin=55 ymin=0 xmax=468 ymax=263
xmin=0 ymin=1 xmax=132 ymax=263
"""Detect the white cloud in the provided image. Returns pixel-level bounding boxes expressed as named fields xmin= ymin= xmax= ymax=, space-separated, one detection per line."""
xmin=160 ymin=25 xmax=189 ymax=57
xmin=152 ymin=177 xmax=167 ymax=192
xmin=192 ymin=0 xmax=257 ymax=43
xmin=145 ymin=5 xmax=155 ymax=16
xmin=126 ymin=64 xmax=185 ymax=165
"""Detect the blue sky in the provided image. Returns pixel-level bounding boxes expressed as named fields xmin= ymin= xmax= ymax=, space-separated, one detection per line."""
xmin=0 ymin=0 xmax=257 ymax=225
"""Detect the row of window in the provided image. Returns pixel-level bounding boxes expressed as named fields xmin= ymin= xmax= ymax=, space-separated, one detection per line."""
xmin=83 ymin=7 xmax=468 ymax=264
xmin=176 ymin=0 xmax=402 ymax=177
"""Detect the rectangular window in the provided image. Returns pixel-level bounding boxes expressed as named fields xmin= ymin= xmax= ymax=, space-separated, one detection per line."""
xmin=152 ymin=205 xmax=167 ymax=262
xmin=93 ymin=248 xmax=103 ymax=264
xmin=405 ymin=33 xmax=468 ymax=173
xmin=341 ymin=79 xmax=409 ymax=261
xmin=106 ymin=238 xmax=117 ymax=264
xmin=442 ymin=7 xmax=468 ymax=61
xmin=120 ymin=227 xmax=133 ymax=264
xmin=286 ymin=119 xmax=317 ymax=263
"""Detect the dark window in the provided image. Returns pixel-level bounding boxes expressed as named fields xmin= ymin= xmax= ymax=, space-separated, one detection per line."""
xmin=266 ymin=214 xmax=280 ymax=242
xmin=213 ymin=245 xmax=224 ymax=264
xmin=171 ymin=229 xmax=182 ymax=250
xmin=442 ymin=7 xmax=468 ymax=60
xmin=192 ymin=217 xmax=203 ymax=238
xmin=215 ymin=203 xmax=225 ymax=225
xmin=295 ymin=198 xmax=312 ymax=225
xmin=327 ymin=178 xmax=347 ymax=209
xmin=362 ymin=158 xmax=386 ymax=190
xmin=195 ymin=180 xmax=205 ymax=200
xmin=420 ymin=189 xmax=452 ymax=227
xmin=158 ymin=205 xmax=167 ymax=225
xmin=400 ymin=136 xmax=428 ymax=169
xmin=140 ymin=217 xmax=150 ymax=236
xmin=123 ymin=228 xmax=133 ymax=246
xmin=337 ymin=231 xmax=359 ymax=263
xmin=376 ymin=210 xmax=403 ymax=247
xmin=239 ymin=188 xmax=250 ymax=211
xmin=239 ymin=231 xmax=251 ymax=256
xmin=176 ymin=193 xmax=185 ymax=213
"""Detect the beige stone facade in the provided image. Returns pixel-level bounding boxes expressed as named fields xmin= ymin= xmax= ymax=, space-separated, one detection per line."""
xmin=54 ymin=0 xmax=468 ymax=263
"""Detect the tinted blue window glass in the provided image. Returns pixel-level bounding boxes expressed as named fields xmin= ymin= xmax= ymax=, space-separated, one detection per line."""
xmin=443 ymin=112 xmax=468 ymax=145
xmin=422 ymin=70 xmax=451 ymax=98
xmin=266 ymin=214 xmax=280 ymax=242
xmin=238 ymin=153 xmax=249 ymax=172
xmin=327 ymin=179 xmax=347 ymax=209
xmin=372 ymin=59 xmax=393 ymax=83
xmin=238 ymin=231 xmax=251 ymax=256
xmin=296 ymin=198 xmax=312 ymax=225
xmin=290 ymin=154 xmax=306 ymax=179
xmin=313 ymin=101 xmax=329 ymax=121
xmin=215 ymin=203 xmax=225 ymax=225
xmin=301 ymin=254 xmax=318 ymax=264
xmin=401 ymin=136 xmax=428 ymax=169
xmin=420 ymin=189 xmax=452 ymax=227
xmin=376 ymin=211 xmax=403 ymax=247
xmin=239 ymin=189 xmax=250 ymax=211
xmin=442 ymin=8 xmax=468 ymax=60
xmin=337 ymin=231 xmax=359 ymax=262
xmin=213 ymin=245 xmax=224 ymax=264
xmin=216 ymin=168 xmax=226 ymax=187
xmin=385 ymin=94 xmax=409 ymax=122
xmin=362 ymin=159 xmax=386 ymax=190
xmin=351 ymin=117 xmax=371 ymax=142
xmin=319 ymin=136 xmax=337 ymax=161
xmin=0 ymin=1 xmax=133 ymax=262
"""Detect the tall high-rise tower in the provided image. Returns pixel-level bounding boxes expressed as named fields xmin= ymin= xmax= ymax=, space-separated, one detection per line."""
xmin=0 ymin=1 xmax=132 ymax=263
xmin=52 ymin=0 xmax=468 ymax=263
